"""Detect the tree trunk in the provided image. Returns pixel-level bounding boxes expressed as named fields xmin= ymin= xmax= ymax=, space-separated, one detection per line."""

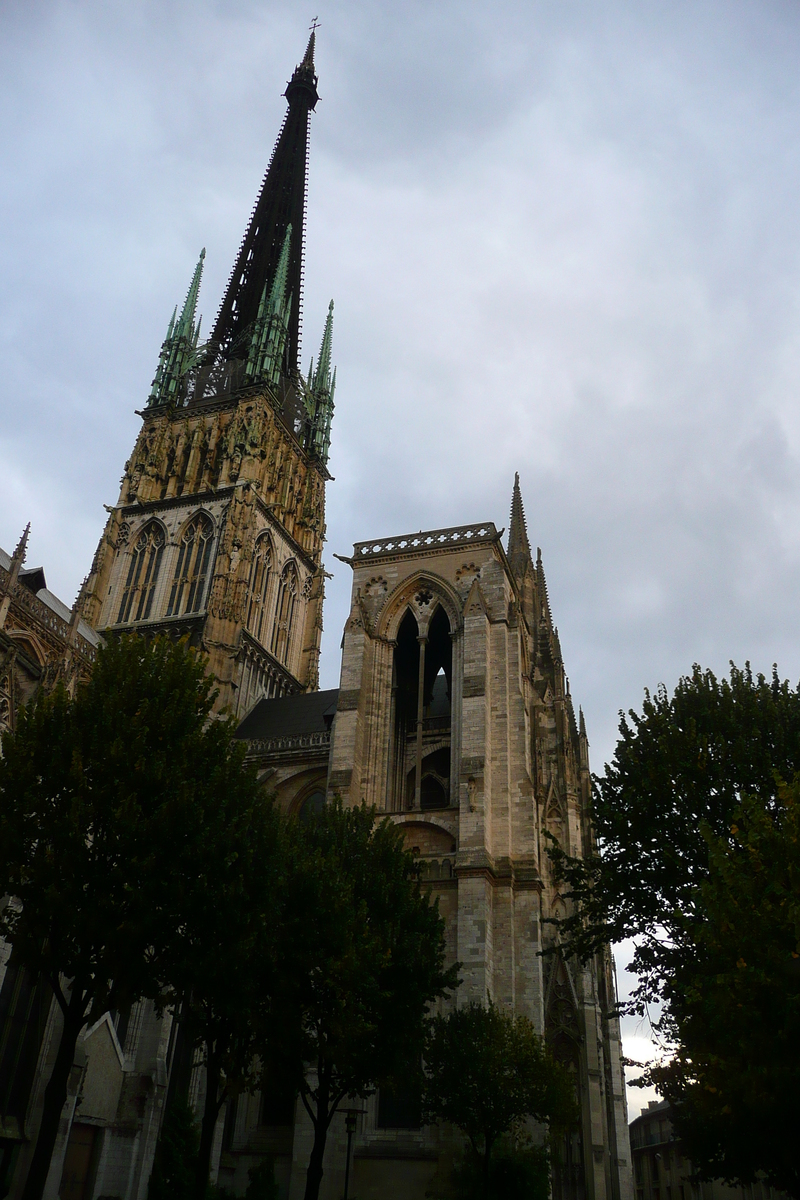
xmin=21 ymin=987 xmax=85 ymax=1200
xmin=303 ymin=1075 xmax=331 ymax=1200
xmin=194 ymin=1046 xmax=222 ymax=1200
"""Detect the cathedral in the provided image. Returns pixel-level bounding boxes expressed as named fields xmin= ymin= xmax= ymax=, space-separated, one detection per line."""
xmin=0 ymin=34 xmax=632 ymax=1200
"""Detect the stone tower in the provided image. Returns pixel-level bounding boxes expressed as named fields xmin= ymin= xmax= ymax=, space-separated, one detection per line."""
xmin=317 ymin=479 xmax=632 ymax=1200
xmin=79 ymin=32 xmax=335 ymax=717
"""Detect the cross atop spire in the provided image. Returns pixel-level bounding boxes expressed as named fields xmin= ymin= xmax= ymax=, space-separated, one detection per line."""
xmin=507 ymin=472 xmax=532 ymax=577
xmin=207 ymin=33 xmax=319 ymax=374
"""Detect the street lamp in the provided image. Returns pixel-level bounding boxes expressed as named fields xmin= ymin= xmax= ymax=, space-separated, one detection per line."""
xmin=342 ymin=1108 xmax=365 ymax=1200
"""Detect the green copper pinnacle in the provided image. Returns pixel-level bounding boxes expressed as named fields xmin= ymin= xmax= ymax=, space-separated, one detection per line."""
xmin=305 ymin=300 xmax=336 ymax=465
xmin=245 ymin=226 xmax=292 ymax=389
xmin=148 ymin=248 xmax=206 ymax=406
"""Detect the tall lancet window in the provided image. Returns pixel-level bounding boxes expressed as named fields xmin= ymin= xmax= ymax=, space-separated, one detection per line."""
xmin=389 ymin=603 xmax=452 ymax=811
xmin=271 ymin=561 xmax=298 ymax=664
xmin=167 ymin=514 xmax=215 ymax=617
xmin=246 ymin=534 xmax=273 ymax=644
xmin=117 ymin=522 xmax=166 ymax=623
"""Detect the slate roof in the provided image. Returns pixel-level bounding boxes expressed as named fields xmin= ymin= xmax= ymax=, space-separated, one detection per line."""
xmin=235 ymin=688 xmax=338 ymax=741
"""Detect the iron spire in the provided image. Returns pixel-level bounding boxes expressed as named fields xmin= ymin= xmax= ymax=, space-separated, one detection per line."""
xmin=206 ymin=33 xmax=319 ymax=375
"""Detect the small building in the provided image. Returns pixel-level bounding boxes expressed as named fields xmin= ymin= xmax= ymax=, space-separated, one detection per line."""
xmin=629 ymin=1101 xmax=786 ymax=1200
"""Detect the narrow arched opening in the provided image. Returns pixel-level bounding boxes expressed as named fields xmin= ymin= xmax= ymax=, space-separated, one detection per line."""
xmin=389 ymin=599 xmax=452 ymax=811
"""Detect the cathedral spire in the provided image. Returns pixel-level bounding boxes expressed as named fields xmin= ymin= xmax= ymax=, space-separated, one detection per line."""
xmin=207 ymin=34 xmax=319 ymax=375
xmin=148 ymin=249 xmax=205 ymax=406
xmin=507 ymin=472 xmax=532 ymax=577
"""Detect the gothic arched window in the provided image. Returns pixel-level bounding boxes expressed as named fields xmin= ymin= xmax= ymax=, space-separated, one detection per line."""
xmin=117 ymin=521 xmax=166 ymax=623
xmin=246 ymin=534 xmax=273 ymax=644
xmin=270 ymin=561 xmax=298 ymax=664
xmin=167 ymin=513 xmax=215 ymax=617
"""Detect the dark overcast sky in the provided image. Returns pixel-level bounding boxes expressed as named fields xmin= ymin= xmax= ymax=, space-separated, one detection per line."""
xmin=3 ymin=0 xmax=800 ymax=1113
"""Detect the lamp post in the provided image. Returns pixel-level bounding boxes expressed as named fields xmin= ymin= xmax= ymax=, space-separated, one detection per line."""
xmin=342 ymin=1108 xmax=364 ymax=1200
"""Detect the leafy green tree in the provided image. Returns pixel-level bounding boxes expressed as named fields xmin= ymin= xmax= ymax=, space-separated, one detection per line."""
xmin=155 ymin=776 xmax=281 ymax=1200
xmin=550 ymin=662 xmax=800 ymax=1011
xmin=0 ymin=635 xmax=265 ymax=1200
xmin=651 ymin=783 xmax=800 ymax=1198
xmin=549 ymin=662 xmax=800 ymax=1193
xmin=423 ymin=1002 xmax=576 ymax=1200
xmin=267 ymin=798 xmax=458 ymax=1200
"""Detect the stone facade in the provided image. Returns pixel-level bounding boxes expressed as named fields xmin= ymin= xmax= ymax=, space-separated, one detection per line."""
xmin=77 ymin=386 xmax=328 ymax=717
xmin=218 ymin=504 xmax=633 ymax=1200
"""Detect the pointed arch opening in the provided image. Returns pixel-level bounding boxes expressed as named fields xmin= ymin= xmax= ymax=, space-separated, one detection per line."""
xmin=388 ymin=600 xmax=452 ymax=811
xmin=271 ymin=560 xmax=298 ymax=665
xmin=167 ymin=513 xmax=215 ymax=617
xmin=117 ymin=520 xmax=166 ymax=623
xmin=245 ymin=533 xmax=273 ymax=644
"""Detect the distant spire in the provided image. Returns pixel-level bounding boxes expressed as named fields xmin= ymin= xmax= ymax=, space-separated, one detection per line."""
xmin=507 ymin=472 xmax=532 ymax=576
xmin=579 ymin=707 xmax=587 ymax=740
xmin=176 ymin=247 xmax=205 ymax=341
xmin=148 ymin=249 xmax=206 ymax=406
xmin=12 ymin=523 xmax=30 ymax=567
xmin=305 ymin=300 xmax=336 ymax=464
xmin=536 ymin=546 xmax=553 ymax=628
xmin=206 ymin=33 xmax=319 ymax=376
xmin=0 ymin=522 xmax=31 ymax=629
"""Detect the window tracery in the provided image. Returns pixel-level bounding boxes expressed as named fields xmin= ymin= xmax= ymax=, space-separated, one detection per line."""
xmin=270 ymin=560 xmax=298 ymax=664
xmin=245 ymin=534 xmax=273 ymax=644
xmin=117 ymin=521 xmax=166 ymax=623
xmin=167 ymin=514 xmax=215 ymax=617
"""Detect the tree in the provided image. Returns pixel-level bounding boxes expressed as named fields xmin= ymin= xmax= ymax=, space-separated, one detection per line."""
xmin=159 ymin=787 xmax=281 ymax=1200
xmin=549 ymin=662 xmax=800 ymax=1011
xmin=548 ymin=662 xmax=800 ymax=1193
xmin=423 ymin=1002 xmax=576 ymax=1200
xmin=0 ymin=635 xmax=264 ymax=1200
xmin=651 ymin=783 xmax=800 ymax=1198
xmin=267 ymin=798 xmax=458 ymax=1200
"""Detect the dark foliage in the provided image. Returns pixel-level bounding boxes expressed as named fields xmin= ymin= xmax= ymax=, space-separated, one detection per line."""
xmin=549 ymin=662 xmax=800 ymax=1011
xmin=548 ymin=662 xmax=800 ymax=1195
xmin=423 ymin=1002 xmax=575 ymax=1200
xmin=0 ymin=635 xmax=267 ymax=1200
xmin=652 ymin=784 xmax=800 ymax=1198
xmin=268 ymin=798 xmax=458 ymax=1200
xmin=147 ymin=1096 xmax=199 ymax=1200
